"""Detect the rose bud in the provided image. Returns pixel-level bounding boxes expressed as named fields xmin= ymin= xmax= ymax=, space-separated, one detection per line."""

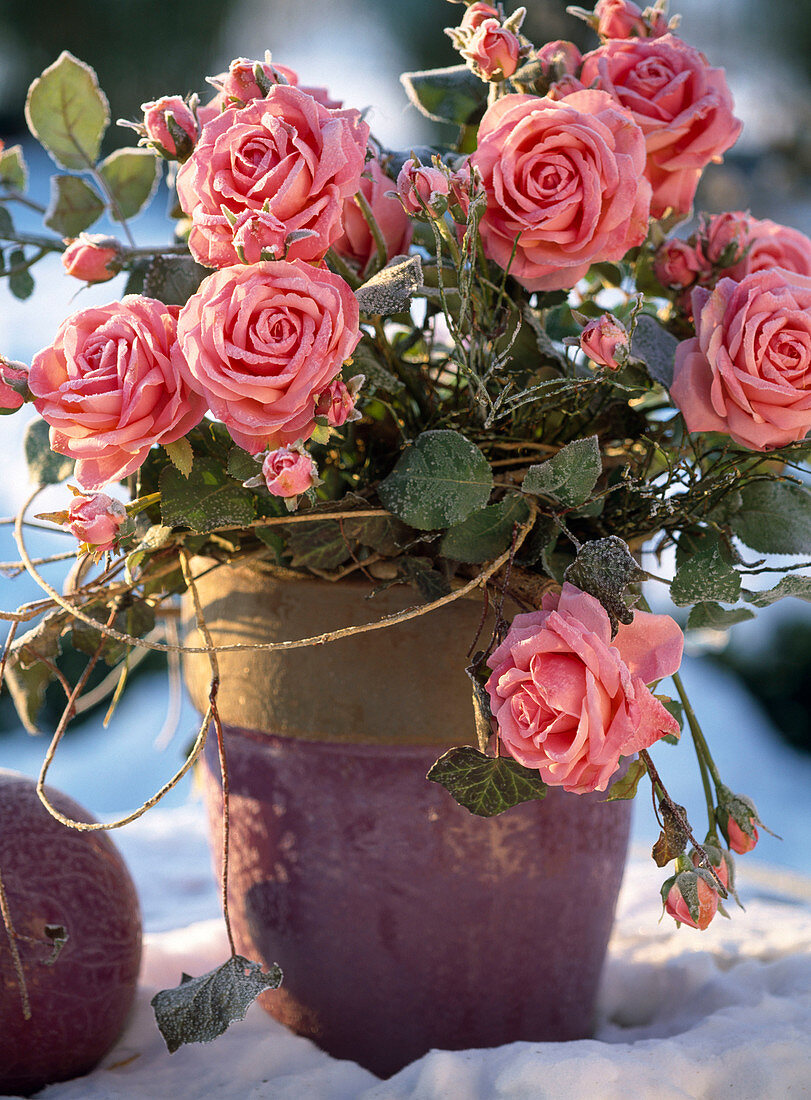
xmin=653 ymin=237 xmax=706 ymax=289
xmin=447 ymin=160 xmax=485 ymax=222
xmin=230 ymin=206 xmax=290 ymax=264
xmin=594 ymin=0 xmax=648 ymax=38
xmin=259 ymin=443 xmax=320 ymax=499
xmin=315 ymin=375 xmax=364 ymax=428
xmin=662 ymin=869 xmax=719 ymax=930
xmin=690 ymin=839 xmax=732 ymax=895
xmin=67 ymin=492 xmax=128 ymax=553
xmin=0 ymin=359 xmax=28 ymax=413
xmin=536 ymin=40 xmax=583 ymax=79
xmin=546 ymin=74 xmax=586 ymax=100
xmin=696 ymin=211 xmax=750 ymax=269
xmin=579 ymin=313 xmax=630 ymax=370
xmin=62 ymin=234 xmax=122 ymax=284
xmin=460 ymin=2 xmax=500 ymax=32
xmin=140 ymin=95 xmax=199 ymax=161
xmin=461 ymin=19 xmax=521 ymax=81
xmin=208 ymin=56 xmax=342 ymax=113
xmin=716 ymin=790 xmax=762 ymax=854
xmin=396 ymin=158 xmax=451 ymax=219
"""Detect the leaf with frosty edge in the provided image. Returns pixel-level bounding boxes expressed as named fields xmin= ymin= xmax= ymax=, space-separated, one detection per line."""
xmin=564 ymin=536 xmax=641 ymax=632
xmin=670 ymin=545 xmax=741 ymax=607
xmin=24 ymin=417 xmax=74 ymax=484
xmin=25 ymin=52 xmax=109 ymax=171
xmin=687 ymin=602 xmax=754 ymax=630
xmin=379 ymin=429 xmax=493 ymax=531
xmin=400 ymin=64 xmax=488 ymax=126
xmin=151 ymin=955 xmax=282 ymax=1054
xmin=742 ymin=574 xmax=811 ymax=608
xmin=604 ymin=758 xmax=646 ymax=802
xmin=98 ymin=148 xmax=161 ymax=220
xmin=356 ymin=254 xmax=423 ymax=316
xmin=164 ymin=437 xmax=193 ymax=478
xmin=629 ymin=312 xmax=679 ymax=389
xmin=0 ymin=144 xmax=28 ymax=191
xmin=143 ymin=254 xmax=209 ymax=306
xmin=8 ymin=249 xmax=34 ymax=300
xmin=440 ymin=495 xmax=529 ymax=563
xmin=427 ymin=746 xmax=547 ymax=817
xmin=522 ymin=435 xmax=601 ymax=509
xmin=730 ymin=481 xmax=811 ymax=556
xmin=160 ymin=455 xmax=255 ymax=533
xmin=44 ymin=174 xmax=105 ymax=237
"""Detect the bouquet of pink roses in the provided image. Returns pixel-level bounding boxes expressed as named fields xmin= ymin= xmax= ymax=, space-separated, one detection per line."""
xmin=1 ymin=0 xmax=809 ymax=1048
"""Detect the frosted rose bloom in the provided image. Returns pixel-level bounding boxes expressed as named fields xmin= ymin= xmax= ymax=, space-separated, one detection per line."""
xmin=62 ymin=234 xmax=121 ymax=283
xmin=141 ymin=95 xmax=199 ymax=158
xmin=0 ymin=360 xmax=27 ymax=412
xmin=175 ymin=260 xmax=360 ymax=454
xmin=664 ymin=871 xmax=719 ymax=930
xmin=315 ymin=375 xmax=363 ymax=427
xmin=671 ymin=268 xmax=811 ymax=450
xmin=721 ymin=215 xmax=811 ymax=282
xmin=653 ymin=237 xmax=706 ymax=288
xmin=485 ymin=583 xmax=683 ymax=794
xmin=580 ymin=313 xmax=629 ymax=369
xmin=459 ymin=2 xmax=499 ymax=32
xmin=580 ymin=35 xmax=742 ymax=218
xmin=176 ymin=85 xmax=369 ymax=268
xmin=68 ymin=492 xmax=127 ymax=552
xmin=332 ymin=158 xmax=412 ymax=271
xmin=470 ymin=90 xmax=651 ymax=292
xmin=461 ymin=19 xmax=521 ymax=80
xmin=261 ymin=444 xmax=318 ymax=498
xmin=28 ymin=296 xmax=206 ymax=490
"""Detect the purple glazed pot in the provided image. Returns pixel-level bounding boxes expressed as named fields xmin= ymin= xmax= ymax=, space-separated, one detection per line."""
xmin=184 ymin=565 xmax=632 ymax=1078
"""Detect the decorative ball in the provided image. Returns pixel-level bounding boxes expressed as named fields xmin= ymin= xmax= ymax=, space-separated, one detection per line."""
xmin=0 ymin=770 xmax=142 ymax=1096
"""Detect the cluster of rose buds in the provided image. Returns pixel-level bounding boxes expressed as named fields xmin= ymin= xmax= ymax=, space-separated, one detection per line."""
xmin=446 ymin=3 xmax=528 ymax=82
xmin=395 ymin=156 xmax=483 ymax=224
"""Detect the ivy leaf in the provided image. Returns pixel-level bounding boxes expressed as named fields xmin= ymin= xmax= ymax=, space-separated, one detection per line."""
xmin=151 ymin=955 xmax=282 ymax=1054
xmin=604 ymin=758 xmax=646 ymax=802
xmin=630 ymin=313 xmax=679 ymax=389
xmin=400 ymin=64 xmax=488 ymax=126
xmin=426 ymin=746 xmax=547 ymax=817
xmin=143 ymin=254 xmax=209 ymax=306
xmin=25 ymin=52 xmax=109 ymax=171
xmin=730 ymin=481 xmax=811 ymax=555
xmin=670 ymin=545 xmax=741 ymax=607
xmin=98 ymin=148 xmax=160 ymax=220
xmin=0 ymin=144 xmax=28 ymax=191
xmin=379 ymin=430 xmax=493 ymax=530
xmin=160 ymin=455 xmax=255 ymax=533
xmin=43 ymin=175 xmax=105 ymax=237
xmin=24 ymin=417 xmax=74 ymax=484
xmin=741 ymin=574 xmax=811 ymax=608
xmin=522 ymin=436 xmax=601 ymax=509
xmin=356 ymin=254 xmax=423 ymax=316
xmin=164 ymin=437 xmax=194 ymax=478
xmin=687 ymin=602 xmax=755 ymax=630
xmin=440 ymin=495 xmax=529 ymax=563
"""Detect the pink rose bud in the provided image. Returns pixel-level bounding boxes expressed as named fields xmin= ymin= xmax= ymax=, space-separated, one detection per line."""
xmin=594 ymin=0 xmax=648 ymax=38
xmin=62 ymin=234 xmax=122 ymax=284
xmin=231 ymin=207 xmax=290 ymax=263
xmin=579 ymin=314 xmax=630 ymax=369
xmin=68 ymin=492 xmax=128 ymax=553
xmin=315 ymin=374 xmax=364 ymax=428
xmin=546 ymin=73 xmax=586 ymax=100
xmin=212 ymin=57 xmax=342 ymax=111
xmin=536 ymin=40 xmax=583 ymax=78
xmin=716 ymin=791 xmax=761 ymax=854
xmin=697 ymin=211 xmax=750 ymax=269
xmin=0 ymin=359 xmax=27 ymax=413
xmin=653 ymin=237 xmax=706 ymax=289
xmin=460 ymin=2 xmax=500 ymax=32
xmin=448 ymin=160 xmax=485 ymax=222
xmin=690 ymin=840 xmax=732 ymax=894
xmin=261 ymin=444 xmax=319 ymax=498
xmin=662 ymin=869 xmax=719 ymax=930
xmin=461 ymin=18 xmax=521 ymax=80
xmin=141 ymin=95 xmax=199 ymax=160
xmin=396 ymin=159 xmax=452 ymax=218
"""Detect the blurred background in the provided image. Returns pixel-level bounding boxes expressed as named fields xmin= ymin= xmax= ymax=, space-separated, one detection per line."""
xmin=1 ymin=0 xmax=810 ymax=873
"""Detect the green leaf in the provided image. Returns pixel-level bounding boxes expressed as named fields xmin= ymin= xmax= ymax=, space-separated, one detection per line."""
xmin=604 ymin=758 xmax=646 ymax=801
xmin=284 ymin=520 xmax=353 ymax=570
xmin=730 ymin=481 xmax=811 ymax=555
xmin=741 ymin=574 xmax=811 ymax=608
xmin=378 ymin=429 xmax=493 ymax=530
xmin=687 ymin=602 xmax=755 ymax=630
xmin=0 ymin=144 xmax=28 ymax=191
xmin=160 ymin=455 xmax=255 ymax=533
xmin=655 ymin=695 xmax=683 ymax=735
xmin=8 ymin=249 xmax=34 ymax=300
xmin=629 ymin=312 xmax=678 ymax=389
xmin=98 ymin=148 xmax=160 ymax=220
xmin=151 ymin=955 xmax=282 ymax=1054
xmin=44 ymin=174 xmax=105 ymax=236
xmin=440 ymin=495 xmax=529 ymax=563
xmin=340 ymin=513 xmax=412 ymax=556
xmin=400 ymin=64 xmax=488 ymax=126
xmin=398 ymin=555 xmax=451 ymax=601
xmin=143 ymin=254 xmax=210 ymax=306
xmin=466 ymin=669 xmax=494 ymax=755
xmin=125 ymin=524 xmax=174 ymax=584
xmin=355 ymin=254 xmax=423 ymax=316
xmin=670 ymin=545 xmax=741 ymax=607
xmin=72 ymin=599 xmax=155 ymax=666
xmin=4 ymin=658 xmax=54 ymax=733
xmin=25 ymin=51 xmax=109 ymax=170
xmin=427 ymin=746 xmax=548 ymax=817
xmin=226 ymin=446 xmax=262 ymax=482
xmin=522 ymin=436 xmax=601 ymax=508
xmin=563 ymin=535 xmax=641 ymax=631
xmin=164 ymin=437 xmax=194 ymax=478
xmin=24 ymin=417 xmax=74 ymax=484
xmin=0 ymin=206 xmax=14 ymax=239
xmin=5 ymin=609 xmax=69 ymax=732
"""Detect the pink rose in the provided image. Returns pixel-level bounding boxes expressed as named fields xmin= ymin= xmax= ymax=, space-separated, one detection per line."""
xmin=725 ymin=818 xmax=758 ymax=854
xmin=580 ymin=35 xmax=742 ymax=218
xmin=721 ymin=215 xmax=811 ymax=282
xmin=580 ymin=313 xmax=629 ymax=369
xmin=0 ymin=360 xmax=27 ymax=412
xmin=68 ymin=492 xmax=128 ymax=552
xmin=140 ymin=95 xmax=199 ymax=159
xmin=332 ymin=158 xmax=413 ymax=271
xmin=470 ymin=90 xmax=651 ymax=292
xmin=536 ymin=40 xmax=582 ymax=79
xmin=459 ymin=2 xmax=500 ymax=33
xmin=663 ymin=870 xmax=719 ymax=930
xmin=484 ymin=582 xmax=683 ymax=794
xmin=28 ymin=296 xmax=206 ymax=489
xmin=315 ymin=375 xmax=363 ymax=428
xmin=461 ymin=19 xmax=521 ymax=81
xmin=653 ymin=237 xmax=706 ymax=288
xmin=174 ymin=260 xmax=360 ymax=454
xmin=396 ymin=159 xmax=451 ymax=218
xmin=176 ymin=85 xmax=369 ymax=268
xmin=717 ymin=793 xmax=760 ymax=854
xmin=671 ymin=268 xmax=811 ymax=450
xmin=261 ymin=443 xmax=319 ymax=498
xmin=62 ymin=234 xmax=122 ymax=284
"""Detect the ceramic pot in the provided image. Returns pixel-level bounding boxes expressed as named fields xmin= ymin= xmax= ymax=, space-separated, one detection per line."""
xmin=184 ymin=564 xmax=632 ymax=1078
